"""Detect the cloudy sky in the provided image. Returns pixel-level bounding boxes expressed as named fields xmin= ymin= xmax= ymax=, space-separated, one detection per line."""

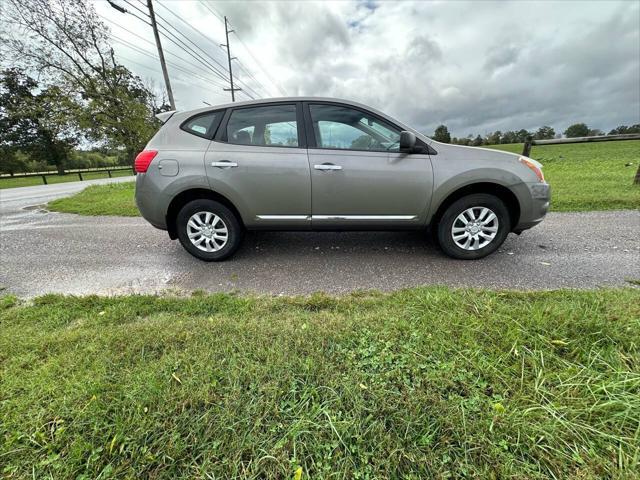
xmin=95 ymin=0 xmax=640 ymax=137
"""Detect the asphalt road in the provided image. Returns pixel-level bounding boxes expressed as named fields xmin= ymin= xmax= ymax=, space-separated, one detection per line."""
xmin=1 ymin=180 xmax=639 ymax=297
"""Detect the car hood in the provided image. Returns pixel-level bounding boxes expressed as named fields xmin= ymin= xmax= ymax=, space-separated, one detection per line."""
xmin=423 ymin=140 xmax=543 ymax=168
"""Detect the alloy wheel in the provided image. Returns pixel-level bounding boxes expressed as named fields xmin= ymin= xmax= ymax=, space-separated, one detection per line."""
xmin=451 ymin=206 xmax=499 ymax=251
xmin=187 ymin=211 xmax=229 ymax=252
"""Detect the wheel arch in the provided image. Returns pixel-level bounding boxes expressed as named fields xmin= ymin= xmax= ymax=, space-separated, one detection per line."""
xmin=166 ymin=188 xmax=244 ymax=239
xmin=430 ymin=182 xmax=521 ymax=231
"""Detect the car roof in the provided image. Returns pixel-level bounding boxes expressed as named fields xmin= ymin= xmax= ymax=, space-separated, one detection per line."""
xmin=177 ymin=97 xmax=399 ymax=125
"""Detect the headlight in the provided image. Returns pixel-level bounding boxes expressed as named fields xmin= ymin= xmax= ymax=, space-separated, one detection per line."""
xmin=519 ymin=156 xmax=545 ymax=183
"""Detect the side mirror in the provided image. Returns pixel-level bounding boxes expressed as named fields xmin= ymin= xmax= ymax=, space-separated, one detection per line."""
xmin=399 ymin=131 xmax=416 ymax=153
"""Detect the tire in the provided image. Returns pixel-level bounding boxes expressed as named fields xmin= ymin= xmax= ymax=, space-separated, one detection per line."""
xmin=176 ymin=199 xmax=243 ymax=261
xmin=436 ymin=194 xmax=510 ymax=260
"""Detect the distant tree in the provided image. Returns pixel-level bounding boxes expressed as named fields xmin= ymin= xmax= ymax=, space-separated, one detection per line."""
xmin=564 ymin=123 xmax=590 ymax=138
xmin=588 ymin=128 xmax=603 ymax=137
xmin=516 ymin=129 xmax=530 ymax=143
xmin=609 ymin=125 xmax=640 ymax=135
xmin=0 ymin=68 xmax=80 ymax=174
xmin=500 ymin=131 xmax=518 ymax=144
xmin=433 ymin=125 xmax=451 ymax=143
xmin=534 ymin=126 xmax=555 ymax=140
xmin=485 ymin=131 xmax=501 ymax=145
xmin=472 ymin=135 xmax=484 ymax=146
xmin=2 ymin=0 xmax=165 ymax=162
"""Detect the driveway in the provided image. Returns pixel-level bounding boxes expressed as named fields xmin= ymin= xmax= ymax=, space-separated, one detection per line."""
xmin=1 ymin=180 xmax=639 ymax=296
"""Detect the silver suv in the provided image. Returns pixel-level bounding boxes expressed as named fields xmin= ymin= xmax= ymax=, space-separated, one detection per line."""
xmin=135 ymin=97 xmax=550 ymax=261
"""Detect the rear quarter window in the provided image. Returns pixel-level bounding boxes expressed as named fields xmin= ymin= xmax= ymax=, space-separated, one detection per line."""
xmin=180 ymin=111 xmax=223 ymax=139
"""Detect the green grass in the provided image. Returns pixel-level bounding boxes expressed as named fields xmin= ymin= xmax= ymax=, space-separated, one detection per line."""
xmin=48 ymin=181 xmax=139 ymax=216
xmin=0 ymin=169 xmax=133 ymax=189
xmin=1 ymin=288 xmax=639 ymax=478
xmin=487 ymin=140 xmax=640 ymax=211
xmin=46 ymin=141 xmax=639 ymax=217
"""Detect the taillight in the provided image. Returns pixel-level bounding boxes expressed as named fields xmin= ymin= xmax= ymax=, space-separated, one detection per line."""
xmin=134 ymin=150 xmax=158 ymax=173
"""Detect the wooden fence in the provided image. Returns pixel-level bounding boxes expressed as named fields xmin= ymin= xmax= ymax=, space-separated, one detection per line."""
xmin=0 ymin=165 xmax=134 ymax=185
xmin=521 ymin=133 xmax=640 ymax=184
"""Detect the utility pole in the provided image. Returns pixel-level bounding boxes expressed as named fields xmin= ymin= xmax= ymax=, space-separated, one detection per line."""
xmin=147 ymin=0 xmax=175 ymax=110
xmin=221 ymin=16 xmax=241 ymax=101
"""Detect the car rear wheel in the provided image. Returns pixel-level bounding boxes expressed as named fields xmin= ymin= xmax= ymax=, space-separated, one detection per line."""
xmin=436 ymin=194 xmax=510 ymax=259
xmin=176 ymin=199 xmax=243 ymax=261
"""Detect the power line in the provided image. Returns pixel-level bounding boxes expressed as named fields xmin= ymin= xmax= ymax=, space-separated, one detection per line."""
xmin=107 ymin=1 xmax=258 ymax=101
xmin=198 ymin=0 xmax=224 ymax=23
xmin=120 ymin=0 xmax=150 ymax=20
xmin=153 ymin=17 xmax=258 ymax=100
xmin=103 ymin=18 xmax=221 ymax=81
xmin=154 ymin=20 xmax=230 ymax=82
xmin=152 ymin=1 xmax=264 ymax=99
xmin=206 ymin=5 xmax=286 ymax=97
xmin=107 ymin=0 xmax=150 ymax=25
xmin=107 ymin=0 xmax=175 ymax=109
xmin=110 ymin=34 xmax=228 ymax=90
xmin=156 ymin=0 xmax=270 ymax=98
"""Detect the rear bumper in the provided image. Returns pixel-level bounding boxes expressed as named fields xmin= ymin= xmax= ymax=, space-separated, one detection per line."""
xmin=135 ymin=174 xmax=168 ymax=230
xmin=513 ymin=182 xmax=550 ymax=232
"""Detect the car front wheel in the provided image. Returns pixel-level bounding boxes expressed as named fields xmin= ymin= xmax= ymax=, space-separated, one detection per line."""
xmin=176 ymin=199 xmax=243 ymax=261
xmin=436 ymin=193 xmax=510 ymax=259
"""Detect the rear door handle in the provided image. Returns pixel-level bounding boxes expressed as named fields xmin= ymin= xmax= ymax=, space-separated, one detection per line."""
xmin=211 ymin=161 xmax=238 ymax=168
xmin=314 ymin=164 xmax=342 ymax=171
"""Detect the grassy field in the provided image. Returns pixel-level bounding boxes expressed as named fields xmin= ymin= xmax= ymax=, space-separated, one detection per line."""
xmin=1 ymin=288 xmax=639 ymax=478
xmin=47 ymin=141 xmax=639 ymax=217
xmin=489 ymin=140 xmax=639 ymax=211
xmin=48 ymin=181 xmax=139 ymax=216
xmin=0 ymin=169 xmax=133 ymax=189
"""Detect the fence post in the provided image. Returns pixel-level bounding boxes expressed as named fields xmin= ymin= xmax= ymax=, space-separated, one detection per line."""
xmin=41 ymin=175 xmax=48 ymax=185
xmin=635 ymin=164 xmax=640 ymax=185
xmin=78 ymin=172 xmax=83 ymax=181
xmin=107 ymin=170 xmax=112 ymax=178
xmin=522 ymin=136 xmax=533 ymax=157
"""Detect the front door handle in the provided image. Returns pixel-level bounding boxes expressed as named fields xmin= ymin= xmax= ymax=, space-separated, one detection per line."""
xmin=314 ymin=164 xmax=342 ymax=171
xmin=211 ymin=161 xmax=238 ymax=168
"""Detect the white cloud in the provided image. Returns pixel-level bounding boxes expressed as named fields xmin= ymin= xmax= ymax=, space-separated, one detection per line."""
xmin=95 ymin=0 xmax=640 ymax=137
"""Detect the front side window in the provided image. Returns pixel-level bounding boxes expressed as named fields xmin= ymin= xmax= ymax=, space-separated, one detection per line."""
xmin=226 ymin=104 xmax=299 ymax=147
xmin=309 ymin=104 xmax=401 ymax=152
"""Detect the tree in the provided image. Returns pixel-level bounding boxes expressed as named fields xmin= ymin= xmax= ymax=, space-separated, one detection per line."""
xmin=0 ymin=68 xmax=80 ymax=173
xmin=564 ymin=123 xmax=590 ymax=138
xmin=500 ymin=131 xmax=517 ymax=144
xmin=2 ymin=0 xmax=164 ymax=162
xmin=515 ymin=129 xmax=530 ymax=143
xmin=433 ymin=125 xmax=451 ymax=143
xmin=472 ymin=135 xmax=483 ymax=146
xmin=485 ymin=131 xmax=501 ymax=145
xmin=534 ymin=126 xmax=555 ymax=140
xmin=609 ymin=125 xmax=640 ymax=135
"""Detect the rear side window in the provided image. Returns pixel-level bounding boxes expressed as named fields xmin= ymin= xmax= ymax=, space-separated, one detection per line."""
xmin=225 ymin=104 xmax=299 ymax=147
xmin=181 ymin=111 xmax=221 ymax=138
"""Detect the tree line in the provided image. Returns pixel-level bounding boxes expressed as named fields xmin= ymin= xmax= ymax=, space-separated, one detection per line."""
xmin=0 ymin=0 xmax=169 ymax=175
xmin=432 ymin=123 xmax=640 ymax=146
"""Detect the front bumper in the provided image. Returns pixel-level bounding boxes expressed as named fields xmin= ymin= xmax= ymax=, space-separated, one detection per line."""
xmin=514 ymin=182 xmax=550 ymax=232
